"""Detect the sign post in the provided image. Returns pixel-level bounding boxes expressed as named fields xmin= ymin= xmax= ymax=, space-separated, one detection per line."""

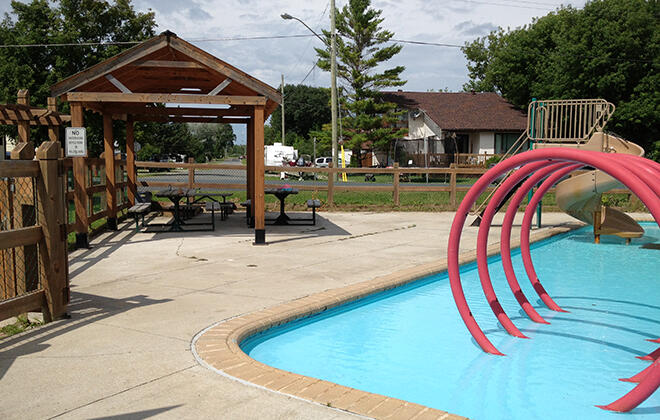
xmin=65 ymin=127 xmax=87 ymax=157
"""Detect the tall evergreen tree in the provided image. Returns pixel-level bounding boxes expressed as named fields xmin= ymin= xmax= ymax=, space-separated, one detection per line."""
xmin=316 ymin=0 xmax=407 ymax=158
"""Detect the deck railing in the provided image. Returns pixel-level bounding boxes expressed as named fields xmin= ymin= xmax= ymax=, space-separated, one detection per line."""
xmin=0 ymin=143 xmax=68 ymax=322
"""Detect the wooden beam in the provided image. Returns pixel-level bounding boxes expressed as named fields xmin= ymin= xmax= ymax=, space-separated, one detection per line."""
xmin=130 ymin=116 xmax=249 ymax=124
xmin=0 ymin=291 xmax=46 ymax=323
xmin=105 ymin=74 xmax=132 ymax=93
xmin=64 ymin=92 xmax=267 ymax=105
xmin=0 ymin=160 xmax=40 ymax=177
xmin=17 ymin=90 xmax=30 ymax=143
xmin=168 ymin=37 xmax=281 ymax=104
xmin=50 ymin=35 xmax=168 ymax=97
xmin=126 ymin=116 xmax=136 ymax=206
xmin=0 ymin=116 xmax=70 ymax=126
xmin=208 ymin=78 xmax=232 ymax=96
xmin=131 ymin=59 xmax=205 ymax=69
xmin=253 ymin=105 xmax=265 ymax=242
xmin=103 ymin=113 xmax=117 ymax=226
xmin=70 ymin=103 xmax=89 ymax=236
xmin=47 ymin=97 xmax=60 ymax=141
xmin=102 ymin=105 xmax=251 ymax=117
xmin=0 ymin=226 xmax=43 ymax=250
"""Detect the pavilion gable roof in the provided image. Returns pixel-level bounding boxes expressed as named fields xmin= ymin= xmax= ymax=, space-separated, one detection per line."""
xmin=50 ymin=31 xmax=281 ymax=116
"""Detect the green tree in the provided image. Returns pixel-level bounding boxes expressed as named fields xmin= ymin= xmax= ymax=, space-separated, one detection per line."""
xmin=462 ymin=0 xmax=659 ymax=157
xmin=188 ymin=123 xmax=236 ymax=161
xmin=315 ymin=0 xmax=407 ymax=157
xmin=0 ymin=0 xmax=156 ymax=149
xmin=269 ymin=84 xmax=331 ymax=141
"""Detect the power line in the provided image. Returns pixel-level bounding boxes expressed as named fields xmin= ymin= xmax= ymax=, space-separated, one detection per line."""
xmin=391 ymin=39 xmax=463 ymax=48
xmin=0 ymin=34 xmax=316 ymax=48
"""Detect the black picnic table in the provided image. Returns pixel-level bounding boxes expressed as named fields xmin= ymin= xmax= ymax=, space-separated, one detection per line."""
xmin=191 ymin=191 xmax=234 ymax=220
xmin=150 ymin=188 xmax=214 ymax=232
xmin=265 ymin=188 xmax=299 ymax=225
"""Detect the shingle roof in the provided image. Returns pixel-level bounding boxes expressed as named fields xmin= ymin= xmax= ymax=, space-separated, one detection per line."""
xmin=382 ymin=91 xmax=527 ymax=131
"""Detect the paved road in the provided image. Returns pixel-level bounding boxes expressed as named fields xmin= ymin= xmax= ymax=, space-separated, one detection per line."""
xmin=138 ymin=160 xmax=458 ymax=190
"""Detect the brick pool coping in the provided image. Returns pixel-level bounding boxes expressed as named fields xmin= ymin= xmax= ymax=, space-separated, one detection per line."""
xmin=192 ymin=224 xmax=577 ymax=419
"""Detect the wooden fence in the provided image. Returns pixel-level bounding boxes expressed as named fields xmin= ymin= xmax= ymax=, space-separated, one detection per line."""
xmin=63 ymin=157 xmax=130 ymax=234
xmin=0 ymin=142 xmax=68 ymax=322
xmin=135 ymin=161 xmax=494 ymax=209
xmin=134 ymin=161 xmax=634 ymax=211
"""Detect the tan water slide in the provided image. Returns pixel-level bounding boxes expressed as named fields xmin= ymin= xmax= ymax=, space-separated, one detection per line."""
xmin=536 ymin=132 xmax=645 ymax=239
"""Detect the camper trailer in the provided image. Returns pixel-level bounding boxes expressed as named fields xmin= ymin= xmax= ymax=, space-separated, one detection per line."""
xmin=264 ymin=143 xmax=297 ymax=166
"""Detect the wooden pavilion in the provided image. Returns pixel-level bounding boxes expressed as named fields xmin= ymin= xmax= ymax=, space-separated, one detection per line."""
xmin=51 ymin=30 xmax=281 ymax=245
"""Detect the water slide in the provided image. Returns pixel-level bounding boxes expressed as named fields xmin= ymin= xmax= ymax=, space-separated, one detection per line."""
xmin=535 ymin=132 xmax=645 ymax=240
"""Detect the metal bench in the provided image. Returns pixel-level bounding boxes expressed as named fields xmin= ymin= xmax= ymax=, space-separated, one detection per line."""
xmin=127 ymin=191 xmax=152 ymax=231
xmin=240 ymin=199 xmax=253 ymax=227
xmin=307 ymin=199 xmax=321 ymax=225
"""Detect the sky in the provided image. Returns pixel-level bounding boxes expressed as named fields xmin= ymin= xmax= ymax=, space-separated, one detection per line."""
xmin=2 ymin=0 xmax=588 ymax=143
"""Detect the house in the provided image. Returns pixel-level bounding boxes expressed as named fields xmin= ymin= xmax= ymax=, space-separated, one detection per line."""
xmin=381 ymin=91 xmax=527 ymax=167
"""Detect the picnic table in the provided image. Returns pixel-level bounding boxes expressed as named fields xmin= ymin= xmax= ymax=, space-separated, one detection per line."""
xmin=150 ymin=187 xmax=214 ymax=232
xmin=265 ymin=187 xmax=298 ymax=225
xmin=192 ymin=192 xmax=234 ymax=220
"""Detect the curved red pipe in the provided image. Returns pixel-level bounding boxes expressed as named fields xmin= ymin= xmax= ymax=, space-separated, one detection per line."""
xmin=478 ymin=162 xmax=570 ymax=328
xmin=497 ymin=163 xmax=575 ymax=323
xmin=597 ymin=359 xmax=660 ymax=412
xmin=621 ymin=360 xmax=658 ymax=383
xmin=519 ymin=164 xmax=585 ymax=312
xmin=499 ymin=163 xmax=581 ymax=314
xmin=448 ymin=149 xmax=660 ymax=356
xmin=637 ymin=347 xmax=660 ymax=361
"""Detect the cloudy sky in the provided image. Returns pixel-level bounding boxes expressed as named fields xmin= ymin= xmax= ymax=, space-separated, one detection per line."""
xmin=3 ymin=0 xmax=588 ymax=143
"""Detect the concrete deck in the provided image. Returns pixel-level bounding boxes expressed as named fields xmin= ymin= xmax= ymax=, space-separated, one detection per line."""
xmin=1 ymin=211 xmax=585 ymax=419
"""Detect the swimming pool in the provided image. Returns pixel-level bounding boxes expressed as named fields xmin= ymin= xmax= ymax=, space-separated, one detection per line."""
xmin=242 ymin=224 xmax=660 ymax=419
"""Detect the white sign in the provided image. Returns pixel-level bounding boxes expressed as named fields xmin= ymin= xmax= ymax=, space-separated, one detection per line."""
xmin=65 ymin=127 xmax=87 ymax=157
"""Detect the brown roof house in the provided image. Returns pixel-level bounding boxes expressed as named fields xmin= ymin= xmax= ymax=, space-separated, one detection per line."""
xmin=382 ymin=91 xmax=527 ymax=166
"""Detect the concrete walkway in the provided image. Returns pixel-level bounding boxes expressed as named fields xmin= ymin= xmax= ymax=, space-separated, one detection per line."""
xmin=1 ymin=211 xmax=581 ymax=419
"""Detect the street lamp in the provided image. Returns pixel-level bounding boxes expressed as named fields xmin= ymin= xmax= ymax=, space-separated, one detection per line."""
xmin=281 ymin=6 xmax=339 ymax=179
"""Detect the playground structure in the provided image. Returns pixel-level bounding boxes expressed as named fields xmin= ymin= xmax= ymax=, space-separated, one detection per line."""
xmin=448 ymin=98 xmax=660 ymax=412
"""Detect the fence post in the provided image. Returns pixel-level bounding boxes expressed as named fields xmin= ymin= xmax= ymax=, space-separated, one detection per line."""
xmin=36 ymin=141 xmax=68 ymax=321
xmin=327 ymin=162 xmax=334 ymax=205
xmin=450 ymin=169 xmax=457 ymax=210
xmin=393 ymin=163 xmax=400 ymax=206
xmin=188 ymin=157 xmax=195 ymax=189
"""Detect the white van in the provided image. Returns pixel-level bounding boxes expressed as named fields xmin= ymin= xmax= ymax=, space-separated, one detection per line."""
xmin=314 ymin=157 xmax=344 ymax=168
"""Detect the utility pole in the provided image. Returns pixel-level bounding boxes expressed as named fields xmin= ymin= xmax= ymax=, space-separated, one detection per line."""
xmin=281 ymin=74 xmax=285 ymax=145
xmin=330 ymin=0 xmax=338 ymax=181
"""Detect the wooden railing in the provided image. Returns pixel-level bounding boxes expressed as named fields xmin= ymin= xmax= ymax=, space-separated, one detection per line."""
xmin=134 ymin=161 xmax=633 ymax=211
xmin=62 ymin=157 xmax=130 ymax=233
xmin=136 ymin=161 xmax=492 ymax=209
xmin=0 ymin=142 xmax=68 ymax=322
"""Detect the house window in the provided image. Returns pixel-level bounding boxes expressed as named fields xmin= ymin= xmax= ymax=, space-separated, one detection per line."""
xmin=495 ymin=133 xmax=527 ymax=154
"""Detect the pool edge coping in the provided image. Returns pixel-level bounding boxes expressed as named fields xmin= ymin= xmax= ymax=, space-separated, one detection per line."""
xmin=192 ymin=223 xmax=580 ymax=420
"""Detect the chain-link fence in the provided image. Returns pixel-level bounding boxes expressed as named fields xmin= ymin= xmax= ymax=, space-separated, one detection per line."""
xmin=0 ymin=176 xmax=41 ymax=301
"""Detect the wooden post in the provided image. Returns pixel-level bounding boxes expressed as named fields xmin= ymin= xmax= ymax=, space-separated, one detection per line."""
xmin=246 ymin=116 xmax=254 ymax=221
xmin=47 ymin=97 xmax=59 ymax=143
xmin=449 ymin=169 xmax=457 ymax=209
xmin=17 ymin=90 xmax=30 ymax=143
xmin=188 ymin=157 xmax=195 ymax=189
xmin=36 ymin=141 xmax=68 ymax=320
xmin=253 ymin=105 xmax=266 ymax=244
xmin=103 ymin=113 xmax=117 ymax=230
xmin=393 ymin=162 xmax=400 ymax=206
xmin=70 ymin=102 xmax=89 ymax=248
xmin=125 ymin=116 xmax=136 ymax=206
xmin=593 ymin=208 xmax=601 ymax=244
xmin=327 ymin=162 xmax=334 ymax=205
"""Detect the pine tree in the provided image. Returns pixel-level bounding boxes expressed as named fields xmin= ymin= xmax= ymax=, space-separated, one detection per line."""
xmin=316 ymin=0 xmax=407 ymax=160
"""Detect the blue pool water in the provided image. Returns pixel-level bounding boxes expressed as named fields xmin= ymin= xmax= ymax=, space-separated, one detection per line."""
xmin=243 ymin=224 xmax=660 ymax=419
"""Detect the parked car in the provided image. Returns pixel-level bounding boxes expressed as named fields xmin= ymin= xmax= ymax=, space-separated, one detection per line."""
xmin=314 ymin=157 xmax=344 ymax=168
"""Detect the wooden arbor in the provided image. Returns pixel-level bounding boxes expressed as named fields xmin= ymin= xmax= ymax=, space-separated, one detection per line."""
xmin=50 ymin=30 xmax=281 ymax=245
